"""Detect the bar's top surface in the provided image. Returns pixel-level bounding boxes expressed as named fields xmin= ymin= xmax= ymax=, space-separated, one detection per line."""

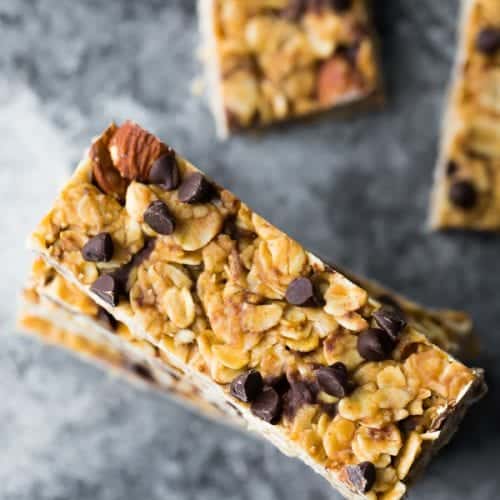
xmin=30 ymin=121 xmax=485 ymax=499
xmin=201 ymin=0 xmax=382 ymax=135
xmin=431 ymin=0 xmax=500 ymax=230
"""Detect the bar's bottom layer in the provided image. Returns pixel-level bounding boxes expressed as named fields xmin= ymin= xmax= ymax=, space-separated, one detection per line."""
xmin=18 ymin=299 xmax=241 ymax=428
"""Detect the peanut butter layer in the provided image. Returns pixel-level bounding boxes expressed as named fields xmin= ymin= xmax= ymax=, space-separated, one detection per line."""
xmin=30 ymin=122 xmax=485 ymax=500
xmin=431 ymin=0 xmax=500 ymax=230
xmin=199 ymin=0 xmax=383 ymax=138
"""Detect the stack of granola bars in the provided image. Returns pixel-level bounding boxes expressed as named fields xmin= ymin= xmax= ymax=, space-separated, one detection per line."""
xmin=19 ymin=120 xmax=486 ymax=500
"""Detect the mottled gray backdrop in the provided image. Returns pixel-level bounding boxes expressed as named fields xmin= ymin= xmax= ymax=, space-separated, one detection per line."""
xmin=0 ymin=1 xmax=498 ymax=499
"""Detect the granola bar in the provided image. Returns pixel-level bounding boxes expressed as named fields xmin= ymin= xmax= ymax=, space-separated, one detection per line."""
xmin=430 ymin=0 xmax=500 ymax=230
xmin=19 ymin=264 xmax=239 ymax=425
xmin=199 ymin=0 xmax=383 ymax=138
xmin=30 ymin=122 xmax=486 ymax=499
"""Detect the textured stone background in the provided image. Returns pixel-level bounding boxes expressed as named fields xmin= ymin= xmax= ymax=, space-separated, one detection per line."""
xmin=0 ymin=1 xmax=498 ymax=499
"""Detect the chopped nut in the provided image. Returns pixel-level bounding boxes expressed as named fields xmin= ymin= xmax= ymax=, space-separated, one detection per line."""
xmin=90 ymin=124 xmax=128 ymax=200
xmin=109 ymin=121 xmax=168 ymax=182
xmin=317 ymin=55 xmax=364 ymax=107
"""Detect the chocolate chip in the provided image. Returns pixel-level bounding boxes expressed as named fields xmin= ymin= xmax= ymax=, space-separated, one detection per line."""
xmin=316 ymin=362 xmax=350 ymax=398
xmin=398 ymin=341 xmax=421 ymax=361
xmin=320 ymin=402 xmax=338 ymax=418
xmin=346 ymin=462 xmax=376 ymax=494
xmin=131 ymin=238 xmax=156 ymax=267
xmin=143 ymin=200 xmax=175 ymax=235
xmin=97 ymin=307 xmax=117 ymax=331
xmin=128 ymin=363 xmax=155 ymax=382
xmin=285 ymin=277 xmax=322 ymax=307
xmin=330 ymin=0 xmax=352 ymax=12
xmin=476 ymin=27 xmax=500 ymax=54
xmin=283 ymin=380 xmax=317 ymax=419
xmin=223 ymin=215 xmax=257 ymax=241
xmin=178 ymin=173 xmax=213 ymax=204
xmin=111 ymin=239 xmax=157 ymax=293
xmin=449 ymin=180 xmax=477 ymax=209
xmin=110 ymin=238 xmax=155 ymax=294
xmin=148 ymin=152 xmax=179 ymax=191
xmin=108 ymin=265 xmax=133 ymax=296
xmin=357 ymin=328 xmax=395 ymax=361
xmin=446 ymin=160 xmax=459 ymax=177
xmin=230 ymin=370 xmax=263 ymax=403
xmin=251 ymin=386 xmax=282 ymax=424
xmin=81 ymin=233 xmax=114 ymax=262
xmin=373 ymin=306 xmax=407 ymax=341
xmin=265 ymin=374 xmax=290 ymax=396
xmin=90 ymin=239 xmax=156 ymax=307
xmin=90 ymin=274 xmax=122 ymax=307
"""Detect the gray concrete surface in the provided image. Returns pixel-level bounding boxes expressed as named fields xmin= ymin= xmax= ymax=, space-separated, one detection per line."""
xmin=0 ymin=1 xmax=498 ymax=499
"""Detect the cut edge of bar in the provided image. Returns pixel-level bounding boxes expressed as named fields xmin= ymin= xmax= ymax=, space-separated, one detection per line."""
xmin=429 ymin=0 xmax=474 ymax=230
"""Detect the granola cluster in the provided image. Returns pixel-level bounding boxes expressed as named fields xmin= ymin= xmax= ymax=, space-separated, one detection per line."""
xmin=208 ymin=0 xmax=380 ymax=131
xmin=432 ymin=0 xmax=500 ymax=229
xmin=32 ymin=122 xmax=481 ymax=499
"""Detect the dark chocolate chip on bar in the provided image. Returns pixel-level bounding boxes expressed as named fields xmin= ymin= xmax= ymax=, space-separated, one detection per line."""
xmin=81 ymin=233 xmax=114 ymax=262
xmin=230 ymin=370 xmax=263 ymax=403
xmin=476 ymin=27 xmax=500 ymax=54
xmin=283 ymin=379 xmax=317 ymax=418
xmin=357 ymin=328 xmax=395 ymax=361
xmin=148 ymin=152 xmax=179 ymax=191
xmin=316 ymin=362 xmax=350 ymax=398
xmin=373 ymin=306 xmax=407 ymax=341
xmin=178 ymin=173 xmax=213 ymax=204
xmin=143 ymin=200 xmax=175 ymax=235
xmin=285 ymin=277 xmax=322 ymax=307
xmin=449 ymin=180 xmax=477 ymax=209
xmin=346 ymin=462 xmax=376 ymax=493
xmin=90 ymin=274 xmax=122 ymax=307
xmin=251 ymin=386 xmax=282 ymax=424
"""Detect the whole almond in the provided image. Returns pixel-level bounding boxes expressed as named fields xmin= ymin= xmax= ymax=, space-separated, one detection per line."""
xmin=90 ymin=123 xmax=128 ymax=201
xmin=316 ymin=56 xmax=364 ymax=107
xmin=109 ymin=121 xmax=168 ymax=182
